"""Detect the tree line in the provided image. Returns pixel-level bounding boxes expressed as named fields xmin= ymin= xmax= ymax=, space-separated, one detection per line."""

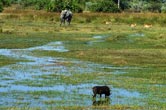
xmin=1 ymin=0 xmax=166 ymax=13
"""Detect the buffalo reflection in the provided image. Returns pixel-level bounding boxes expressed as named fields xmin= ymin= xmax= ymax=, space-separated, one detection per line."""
xmin=92 ymin=97 xmax=110 ymax=106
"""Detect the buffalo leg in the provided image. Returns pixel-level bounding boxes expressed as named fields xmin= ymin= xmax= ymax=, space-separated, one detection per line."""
xmin=93 ymin=94 xmax=96 ymax=98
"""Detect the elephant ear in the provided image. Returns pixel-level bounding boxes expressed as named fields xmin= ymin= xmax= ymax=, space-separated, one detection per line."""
xmin=68 ymin=10 xmax=72 ymax=15
xmin=60 ymin=10 xmax=67 ymax=18
xmin=66 ymin=10 xmax=72 ymax=17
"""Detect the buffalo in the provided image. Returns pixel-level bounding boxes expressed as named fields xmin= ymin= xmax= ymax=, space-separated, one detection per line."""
xmin=60 ymin=9 xmax=72 ymax=26
xmin=92 ymin=86 xmax=111 ymax=98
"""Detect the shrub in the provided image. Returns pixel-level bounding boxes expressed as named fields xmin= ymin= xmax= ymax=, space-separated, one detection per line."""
xmin=148 ymin=2 xmax=162 ymax=12
xmin=20 ymin=0 xmax=34 ymax=7
xmin=46 ymin=0 xmax=63 ymax=12
xmin=90 ymin=0 xmax=121 ymax=13
xmin=0 ymin=0 xmax=12 ymax=12
xmin=45 ymin=0 xmax=83 ymax=13
xmin=35 ymin=0 xmax=49 ymax=10
xmin=0 ymin=0 xmax=11 ymax=6
xmin=161 ymin=3 xmax=166 ymax=13
xmin=71 ymin=3 xmax=83 ymax=13
xmin=0 ymin=2 xmax=3 ymax=12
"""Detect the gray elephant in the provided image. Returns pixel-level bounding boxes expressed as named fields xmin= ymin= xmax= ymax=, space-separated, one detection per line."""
xmin=60 ymin=9 xmax=72 ymax=26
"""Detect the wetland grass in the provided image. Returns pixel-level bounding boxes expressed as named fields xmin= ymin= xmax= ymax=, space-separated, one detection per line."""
xmin=0 ymin=55 xmax=22 ymax=67
xmin=0 ymin=7 xmax=166 ymax=109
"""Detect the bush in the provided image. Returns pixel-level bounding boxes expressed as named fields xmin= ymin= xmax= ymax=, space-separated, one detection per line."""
xmin=148 ymin=2 xmax=162 ymax=12
xmin=0 ymin=0 xmax=12 ymax=12
xmin=161 ymin=4 xmax=166 ymax=13
xmin=46 ymin=0 xmax=63 ymax=12
xmin=0 ymin=0 xmax=11 ymax=6
xmin=46 ymin=0 xmax=83 ymax=13
xmin=71 ymin=4 xmax=83 ymax=13
xmin=90 ymin=0 xmax=121 ymax=13
xmin=20 ymin=0 xmax=34 ymax=7
xmin=0 ymin=2 xmax=3 ymax=12
xmin=35 ymin=0 xmax=49 ymax=10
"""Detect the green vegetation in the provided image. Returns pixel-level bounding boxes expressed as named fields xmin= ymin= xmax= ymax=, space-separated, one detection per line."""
xmin=89 ymin=0 xmax=120 ymax=12
xmin=1 ymin=0 xmax=166 ymax=13
xmin=0 ymin=33 xmax=56 ymax=49
xmin=0 ymin=2 xmax=3 ymax=12
xmin=0 ymin=6 xmax=166 ymax=110
xmin=0 ymin=55 xmax=22 ymax=67
xmin=0 ymin=106 xmax=144 ymax=110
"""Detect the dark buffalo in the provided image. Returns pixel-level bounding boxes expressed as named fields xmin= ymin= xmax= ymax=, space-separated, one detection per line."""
xmin=92 ymin=86 xmax=111 ymax=98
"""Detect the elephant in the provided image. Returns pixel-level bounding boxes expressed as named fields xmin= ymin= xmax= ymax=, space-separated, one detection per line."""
xmin=60 ymin=9 xmax=72 ymax=26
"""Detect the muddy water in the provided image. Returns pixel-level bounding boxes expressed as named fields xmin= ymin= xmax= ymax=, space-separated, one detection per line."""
xmin=0 ymin=40 xmax=144 ymax=108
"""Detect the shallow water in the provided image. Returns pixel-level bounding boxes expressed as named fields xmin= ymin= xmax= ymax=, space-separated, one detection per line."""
xmin=129 ymin=33 xmax=145 ymax=37
xmin=0 ymin=40 xmax=144 ymax=107
xmin=87 ymin=35 xmax=107 ymax=46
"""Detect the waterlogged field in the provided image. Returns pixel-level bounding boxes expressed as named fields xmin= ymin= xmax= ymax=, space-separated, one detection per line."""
xmin=0 ymin=7 xmax=166 ymax=110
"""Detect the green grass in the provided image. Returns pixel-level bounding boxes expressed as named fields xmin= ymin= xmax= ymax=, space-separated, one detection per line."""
xmin=0 ymin=55 xmax=22 ymax=67
xmin=0 ymin=7 xmax=166 ymax=109
xmin=0 ymin=33 xmax=56 ymax=49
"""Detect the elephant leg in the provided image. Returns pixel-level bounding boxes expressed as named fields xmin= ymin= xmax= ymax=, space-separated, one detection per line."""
xmin=60 ymin=18 xmax=65 ymax=26
xmin=68 ymin=21 xmax=71 ymax=25
xmin=66 ymin=19 xmax=71 ymax=26
xmin=60 ymin=19 xmax=62 ymax=26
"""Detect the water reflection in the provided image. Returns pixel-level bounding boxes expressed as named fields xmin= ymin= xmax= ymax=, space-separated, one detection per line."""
xmin=92 ymin=97 xmax=110 ymax=106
